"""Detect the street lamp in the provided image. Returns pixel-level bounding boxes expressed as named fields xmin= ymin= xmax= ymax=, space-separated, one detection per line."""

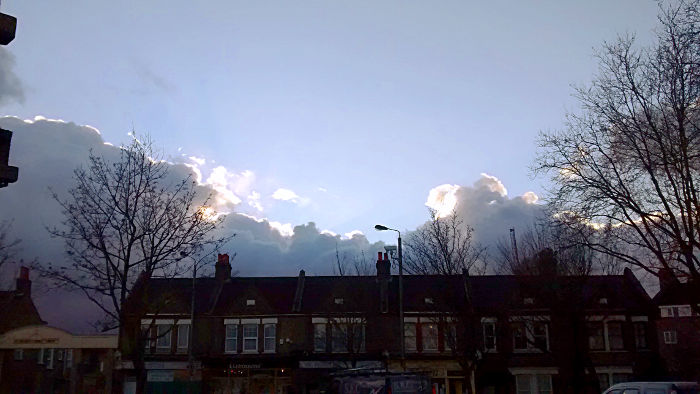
xmin=374 ymin=224 xmax=404 ymax=365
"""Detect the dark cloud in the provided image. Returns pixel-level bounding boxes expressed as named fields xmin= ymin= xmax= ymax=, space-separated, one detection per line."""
xmin=0 ymin=117 xmax=381 ymax=332
xmin=0 ymin=48 xmax=24 ymax=106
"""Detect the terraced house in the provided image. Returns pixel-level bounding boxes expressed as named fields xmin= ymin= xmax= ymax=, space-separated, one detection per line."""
xmin=117 ymin=252 xmax=660 ymax=394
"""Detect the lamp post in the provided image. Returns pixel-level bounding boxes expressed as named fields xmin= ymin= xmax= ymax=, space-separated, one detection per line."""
xmin=374 ymin=224 xmax=404 ymax=364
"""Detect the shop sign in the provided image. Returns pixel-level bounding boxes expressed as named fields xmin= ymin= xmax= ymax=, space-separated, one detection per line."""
xmin=14 ymin=338 xmax=58 ymax=344
xmin=228 ymin=363 xmax=261 ymax=369
xmin=300 ymin=360 xmax=383 ymax=369
xmin=147 ymin=370 xmax=174 ymax=382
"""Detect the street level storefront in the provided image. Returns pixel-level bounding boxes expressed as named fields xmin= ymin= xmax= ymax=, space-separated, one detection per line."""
xmin=202 ymin=357 xmax=296 ymax=394
xmin=0 ymin=325 xmax=117 ymax=394
xmin=389 ymin=359 xmax=468 ymax=394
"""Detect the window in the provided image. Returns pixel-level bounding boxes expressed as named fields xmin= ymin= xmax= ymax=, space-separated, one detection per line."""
xmin=352 ymin=324 xmax=366 ymax=352
xmin=177 ymin=324 xmax=190 ymax=353
xmin=313 ymin=324 xmax=326 ymax=352
xmin=612 ymin=373 xmax=632 ymax=384
xmin=532 ymin=322 xmax=548 ymax=350
xmin=225 ymin=324 xmax=238 ymax=353
xmin=156 ymin=325 xmax=172 ymax=352
xmin=65 ymin=349 xmax=72 ymax=369
xmin=512 ymin=322 xmax=528 ymax=350
xmin=678 ymin=305 xmax=692 ymax=317
xmin=246 ymin=299 xmax=255 ymax=306
xmin=524 ymin=298 xmax=534 ymax=305
xmin=515 ymin=375 xmax=552 ymax=394
xmin=243 ymin=324 xmax=258 ymax=352
xmin=421 ymin=323 xmax=438 ymax=351
xmin=599 ymin=298 xmax=608 ymax=305
xmin=660 ymin=306 xmax=674 ymax=317
xmin=634 ymin=322 xmax=647 ymax=349
xmin=607 ymin=321 xmax=624 ymax=350
xmin=663 ymin=330 xmax=677 ymax=344
xmin=444 ymin=323 xmax=457 ymax=351
xmin=332 ymin=324 xmax=348 ymax=353
xmin=404 ymin=323 xmax=417 ymax=352
xmin=142 ymin=325 xmax=154 ymax=353
xmin=264 ymin=324 xmax=276 ymax=353
xmin=334 ymin=298 xmax=344 ymax=305
xmin=483 ymin=321 xmax=497 ymax=351
xmin=424 ymin=297 xmax=433 ymax=304
xmin=57 ymin=349 xmax=63 ymax=361
xmin=45 ymin=348 xmax=54 ymax=369
xmin=588 ymin=322 xmax=605 ymax=350
xmin=37 ymin=348 xmax=44 ymax=364
xmin=13 ymin=349 xmax=23 ymax=361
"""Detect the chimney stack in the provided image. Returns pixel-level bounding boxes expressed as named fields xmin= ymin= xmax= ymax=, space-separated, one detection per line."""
xmin=15 ymin=266 xmax=31 ymax=297
xmin=215 ymin=253 xmax=232 ymax=282
xmin=658 ymin=268 xmax=679 ymax=293
xmin=376 ymin=252 xmax=390 ymax=277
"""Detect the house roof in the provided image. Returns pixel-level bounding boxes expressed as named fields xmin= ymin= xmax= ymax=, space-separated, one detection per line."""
xmin=131 ymin=270 xmax=652 ymax=317
xmin=0 ymin=290 xmax=44 ymax=334
xmin=653 ymin=282 xmax=698 ymax=306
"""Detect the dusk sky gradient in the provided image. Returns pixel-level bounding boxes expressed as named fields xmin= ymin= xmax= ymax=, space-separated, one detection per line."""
xmin=0 ymin=1 xmax=661 ymax=244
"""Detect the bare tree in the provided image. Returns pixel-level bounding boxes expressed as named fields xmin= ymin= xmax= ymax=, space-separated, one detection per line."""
xmin=403 ymin=208 xmax=486 ymax=276
xmin=534 ymin=0 xmax=700 ymax=300
xmin=40 ymin=135 xmax=232 ymax=393
xmin=0 ymin=220 xmax=19 ymax=288
xmin=333 ymin=244 xmax=373 ymax=276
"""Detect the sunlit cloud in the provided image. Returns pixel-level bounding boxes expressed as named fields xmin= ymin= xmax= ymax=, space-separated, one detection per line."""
xmin=189 ymin=156 xmax=205 ymax=166
xmin=269 ymin=221 xmax=294 ymax=237
xmin=344 ymin=230 xmax=364 ymax=239
xmin=521 ymin=191 xmax=539 ymax=204
xmin=425 ymin=184 xmax=460 ymax=218
xmin=247 ymin=191 xmax=263 ymax=212
xmin=477 ymin=173 xmax=508 ymax=196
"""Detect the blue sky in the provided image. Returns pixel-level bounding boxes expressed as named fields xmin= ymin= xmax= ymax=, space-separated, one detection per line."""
xmin=1 ymin=0 xmax=660 ymax=244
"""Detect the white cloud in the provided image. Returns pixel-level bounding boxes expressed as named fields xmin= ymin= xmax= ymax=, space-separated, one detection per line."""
xmin=189 ymin=156 xmax=205 ymax=166
xmin=425 ymin=184 xmax=460 ymax=218
xmin=521 ymin=191 xmax=539 ymax=204
xmin=344 ymin=230 xmax=364 ymax=239
xmin=247 ymin=191 xmax=263 ymax=212
xmin=272 ymin=188 xmax=302 ymax=202
xmin=269 ymin=221 xmax=294 ymax=237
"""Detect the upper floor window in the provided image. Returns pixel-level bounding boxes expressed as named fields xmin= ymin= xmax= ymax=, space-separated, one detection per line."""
xmin=678 ymin=305 xmax=692 ymax=317
xmin=313 ymin=323 xmax=326 ymax=352
xmin=607 ymin=321 xmax=624 ymax=350
xmin=242 ymin=324 xmax=258 ymax=352
xmin=263 ymin=324 xmax=276 ymax=353
xmin=156 ymin=325 xmax=172 ymax=353
xmin=422 ymin=323 xmax=439 ymax=352
xmin=663 ymin=330 xmax=677 ymax=344
xmin=246 ymin=299 xmax=256 ymax=306
xmin=588 ymin=319 xmax=625 ymax=351
xmin=404 ymin=323 xmax=417 ymax=352
xmin=444 ymin=323 xmax=457 ymax=352
xmin=482 ymin=320 xmax=497 ymax=352
xmin=329 ymin=321 xmax=365 ymax=353
xmin=13 ymin=349 xmax=23 ymax=361
xmin=225 ymin=324 xmax=238 ymax=353
xmin=177 ymin=324 xmax=190 ymax=353
xmin=511 ymin=319 xmax=549 ymax=352
xmin=633 ymin=322 xmax=648 ymax=349
xmin=660 ymin=306 xmax=674 ymax=317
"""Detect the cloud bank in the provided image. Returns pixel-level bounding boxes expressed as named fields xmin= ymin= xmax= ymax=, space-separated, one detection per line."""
xmin=0 ymin=48 xmax=24 ymax=106
xmin=0 ymin=117 xmax=543 ymax=332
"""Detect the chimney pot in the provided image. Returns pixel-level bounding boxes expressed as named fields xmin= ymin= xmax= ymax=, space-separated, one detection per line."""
xmin=19 ymin=266 xmax=29 ymax=280
xmin=377 ymin=252 xmax=382 ymax=261
xmin=215 ymin=253 xmax=232 ymax=282
xmin=15 ymin=266 xmax=31 ymax=297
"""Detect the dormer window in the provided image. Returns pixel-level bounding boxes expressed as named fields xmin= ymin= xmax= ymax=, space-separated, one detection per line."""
xmin=246 ymin=299 xmax=256 ymax=306
xmin=425 ymin=297 xmax=434 ymax=304
xmin=599 ymin=298 xmax=608 ymax=305
xmin=334 ymin=298 xmax=344 ymax=305
xmin=524 ymin=297 xmax=534 ymax=305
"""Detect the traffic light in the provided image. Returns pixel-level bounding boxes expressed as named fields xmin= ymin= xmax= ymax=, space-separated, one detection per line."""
xmin=0 ymin=12 xmax=16 ymax=45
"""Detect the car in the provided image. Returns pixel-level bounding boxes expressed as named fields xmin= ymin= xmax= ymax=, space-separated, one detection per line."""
xmin=603 ymin=382 xmax=699 ymax=394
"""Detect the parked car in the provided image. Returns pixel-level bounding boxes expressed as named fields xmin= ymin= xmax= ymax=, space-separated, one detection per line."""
xmin=603 ymin=382 xmax=699 ymax=394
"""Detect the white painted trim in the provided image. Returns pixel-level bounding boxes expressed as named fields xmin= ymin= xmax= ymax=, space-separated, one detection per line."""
xmin=509 ymin=315 xmax=550 ymax=322
xmin=630 ymin=316 xmax=648 ymax=322
xmin=587 ymin=315 xmax=625 ymax=322
xmin=141 ymin=319 xmax=174 ymax=325
xmin=403 ymin=317 xmax=418 ymax=323
xmin=312 ymin=317 xmax=327 ymax=324
xmin=481 ymin=317 xmax=497 ymax=323
xmin=261 ymin=318 xmax=278 ymax=324
xmin=594 ymin=366 xmax=633 ymax=374
xmin=508 ymin=367 xmax=559 ymax=375
xmin=224 ymin=319 xmax=240 ymax=325
xmin=240 ymin=318 xmax=261 ymax=324
xmin=176 ymin=319 xmax=191 ymax=325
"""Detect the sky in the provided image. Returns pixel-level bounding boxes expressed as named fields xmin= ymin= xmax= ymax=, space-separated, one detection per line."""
xmin=0 ymin=1 xmax=662 ymax=331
